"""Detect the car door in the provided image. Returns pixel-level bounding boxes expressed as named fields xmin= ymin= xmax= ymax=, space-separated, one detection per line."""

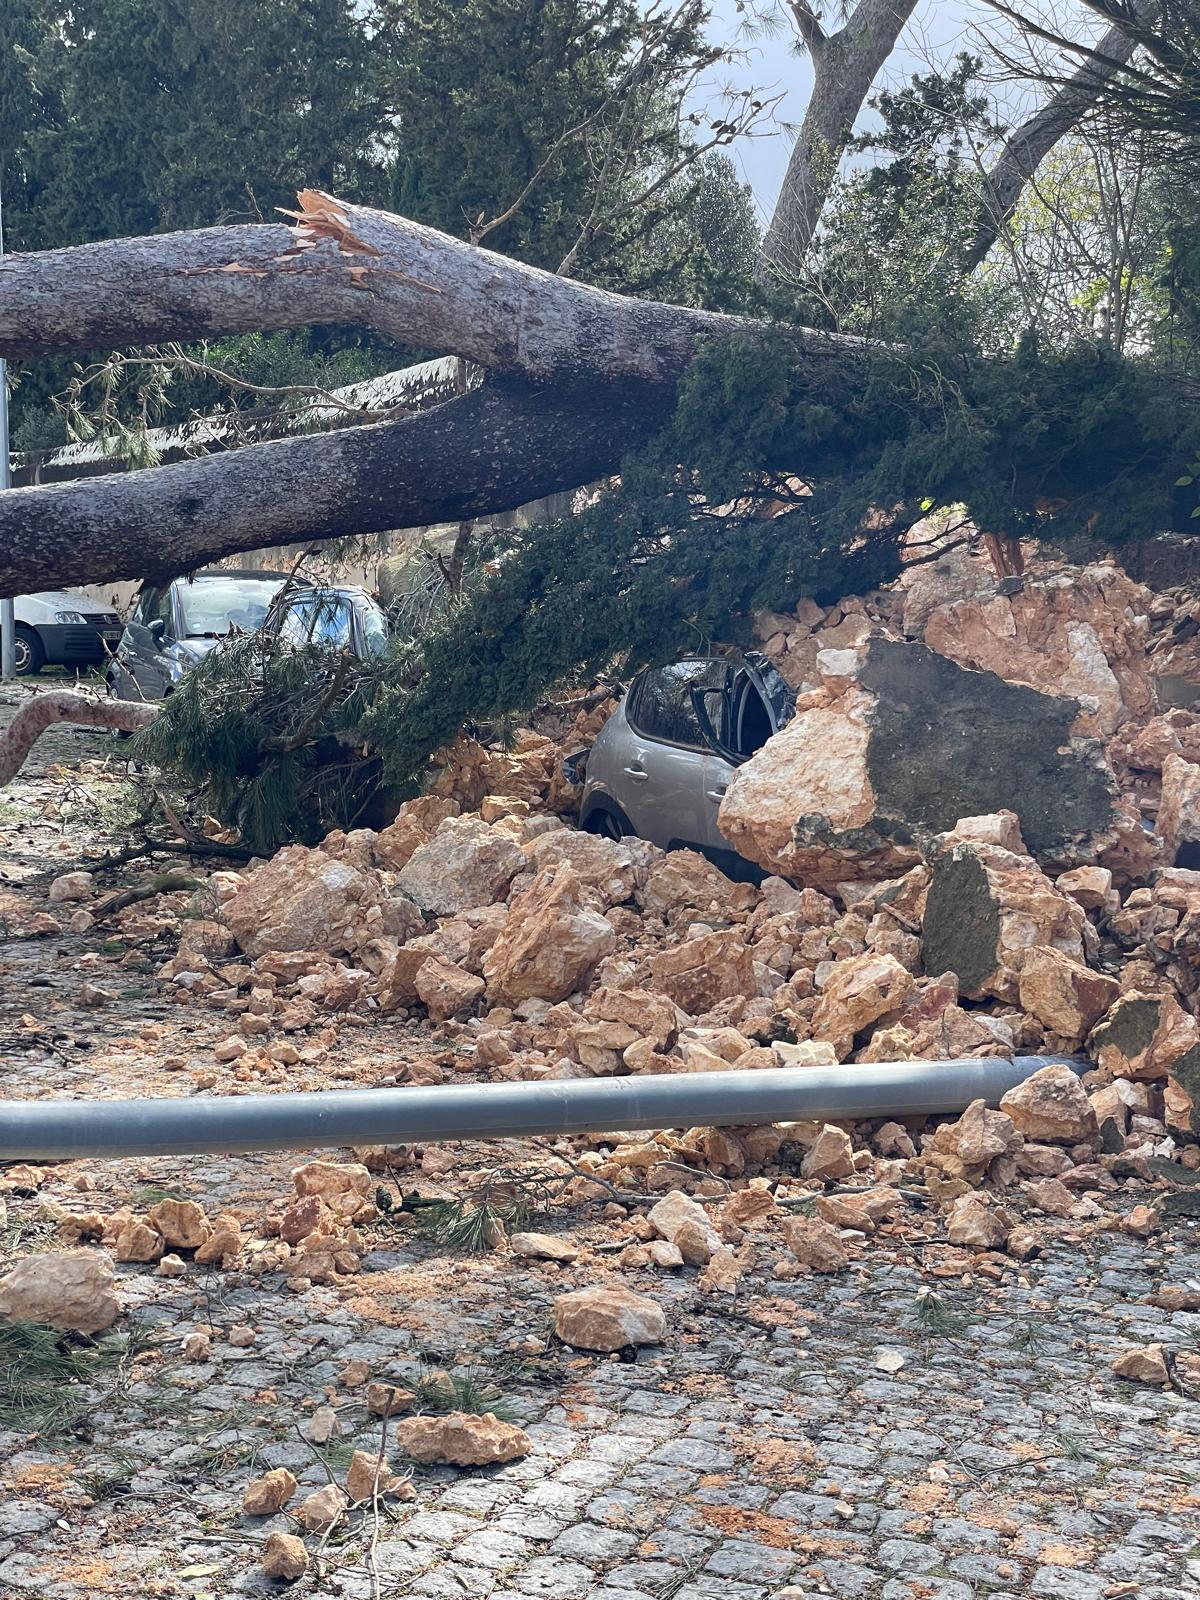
xmin=689 ymin=653 xmax=795 ymax=851
xmin=119 ymin=586 xmax=172 ymax=699
xmin=620 ymin=660 xmax=728 ymax=851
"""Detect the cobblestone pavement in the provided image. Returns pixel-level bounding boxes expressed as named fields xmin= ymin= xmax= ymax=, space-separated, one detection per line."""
xmin=2 ymin=695 xmax=1200 ymax=1600
xmin=0 ymin=1208 xmax=1198 ymax=1600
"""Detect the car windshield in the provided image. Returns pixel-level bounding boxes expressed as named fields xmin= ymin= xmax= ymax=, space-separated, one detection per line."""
xmin=178 ymin=576 xmax=283 ymax=636
xmin=280 ymin=592 xmax=354 ymax=649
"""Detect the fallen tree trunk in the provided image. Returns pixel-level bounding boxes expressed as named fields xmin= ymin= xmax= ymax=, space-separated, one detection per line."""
xmin=0 ymin=191 xmax=862 ymax=596
xmin=0 ymin=692 xmax=158 ymax=786
xmin=0 ymin=376 xmax=676 ymax=594
xmin=0 ymin=188 xmax=758 ymax=384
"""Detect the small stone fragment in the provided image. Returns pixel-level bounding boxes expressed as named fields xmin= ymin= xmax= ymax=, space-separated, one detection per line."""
xmin=298 ymin=1483 xmax=348 ymax=1532
xmin=262 ymin=1531 xmax=309 ymax=1581
xmin=1121 ymin=1204 xmax=1159 ymax=1238
xmin=367 ymin=1382 xmax=415 ymax=1417
xmin=392 ymin=1410 xmax=532 ymax=1466
xmin=0 ymin=1249 xmax=120 ymax=1335
xmin=1112 ymin=1344 xmax=1170 ymax=1385
xmin=553 ymin=1285 xmax=666 ymax=1351
xmin=304 ymin=1404 xmax=339 ymax=1443
xmin=48 ymin=870 xmax=93 ymax=903
xmin=509 ymin=1231 xmax=579 ymax=1263
xmin=242 ymin=1467 xmax=298 ymax=1516
xmin=779 ymin=1216 xmax=848 ymax=1272
xmin=346 ymin=1449 xmax=410 ymax=1502
xmin=146 ymin=1198 xmax=210 ymax=1251
xmin=800 ymin=1124 xmax=856 ymax=1182
xmin=945 ymin=1193 xmax=1013 ymax=1250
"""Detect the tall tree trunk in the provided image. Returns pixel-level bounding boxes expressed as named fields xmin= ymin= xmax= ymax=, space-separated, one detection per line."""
xmin=760 ymin=0 xmax=921 ymax=275
xmin=963 ymin=15 xmax=1143 ymax=271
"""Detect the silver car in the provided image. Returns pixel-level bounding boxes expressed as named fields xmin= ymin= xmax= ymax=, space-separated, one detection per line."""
xmin=107 ymin=569 xmax=290 ymax=701
xmin=579 ymin=653 xmax=793 ymax=869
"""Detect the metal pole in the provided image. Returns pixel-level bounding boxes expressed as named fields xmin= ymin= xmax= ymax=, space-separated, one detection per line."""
xmin=0 ymin=177 xmax=15 ymax=681
xmin=0 ymin=1055 xmax=1082 ymax=1162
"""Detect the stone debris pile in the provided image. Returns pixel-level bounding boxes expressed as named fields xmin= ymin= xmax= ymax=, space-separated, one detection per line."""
xmin=9 ymin=555 xmax=1200 ymax=1352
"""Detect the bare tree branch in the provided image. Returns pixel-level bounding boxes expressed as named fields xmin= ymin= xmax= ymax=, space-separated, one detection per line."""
xmin=0 ymin=693 xmax=157 ymax=787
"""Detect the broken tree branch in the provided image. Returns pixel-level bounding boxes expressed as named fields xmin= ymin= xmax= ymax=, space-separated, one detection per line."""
xmin=0 ymin=376 xmax=682 ymax=595
xmin=0 ymin=188 xmax=758 ymax=385
xmin=0 ymin=693 xmax=158 ymax=786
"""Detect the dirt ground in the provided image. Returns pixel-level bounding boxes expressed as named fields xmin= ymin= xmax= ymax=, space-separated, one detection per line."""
xmin=1 ymin=685 xmax=1199 ymax=1600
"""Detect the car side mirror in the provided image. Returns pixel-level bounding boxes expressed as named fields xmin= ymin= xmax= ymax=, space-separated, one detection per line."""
xmin=147 ymin=618 xmax=166 ymax=646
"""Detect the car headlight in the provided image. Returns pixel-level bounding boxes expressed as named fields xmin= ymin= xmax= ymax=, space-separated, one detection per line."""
xmin=54 ymin=610 xmax=84 ymax=623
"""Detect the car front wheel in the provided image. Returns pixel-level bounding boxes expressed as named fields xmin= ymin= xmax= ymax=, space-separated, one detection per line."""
xmin=14 ymin=625 xmax=44 ymax=676
xmin=583 ymin=800 xmax=634 ymax=842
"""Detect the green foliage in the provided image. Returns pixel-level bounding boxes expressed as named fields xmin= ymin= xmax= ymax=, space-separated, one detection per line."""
xmin=379 ymin=0 xmax=759 ymax=302
xmin=131 ymin=633 xmax=395 ymax=855
xmin=0 ymin=1320 xmax=149 ymax=1434
xmin=144 ymin=330 xmax=1200 ymax=849
xmin=2 ymin=0 xmax=389 ymax=253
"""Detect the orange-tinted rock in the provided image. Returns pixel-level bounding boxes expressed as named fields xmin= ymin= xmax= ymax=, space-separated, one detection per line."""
xmin=1000 ymin=1065 xmax=1098 ymax=1145
xmin=392 ymin=1411 xmax=532 ymax=1466
xmin=553 ymin=1285 xmax=666 ymax=1351
xmin=484 ymin=865 xmax=615 ymax=1003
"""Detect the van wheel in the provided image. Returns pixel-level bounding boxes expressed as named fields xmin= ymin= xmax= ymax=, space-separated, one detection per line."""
xmin=14 ymin=625 xmax=44 ymax=676
xmin=584 ymin=802 xmax=633 ymax=842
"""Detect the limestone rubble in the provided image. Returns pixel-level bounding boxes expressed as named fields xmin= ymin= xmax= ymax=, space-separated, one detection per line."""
xmin=10 ymin=551 xmax=1200 ymax=1364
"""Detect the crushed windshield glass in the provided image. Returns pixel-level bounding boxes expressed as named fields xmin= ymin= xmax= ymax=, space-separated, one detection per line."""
xmin=179 ymin=576 xmax=283 ymax=636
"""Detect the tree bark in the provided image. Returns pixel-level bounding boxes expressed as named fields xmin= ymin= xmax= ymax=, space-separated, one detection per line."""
xmin=760 ymin=0 xmax=922 ymax=275
xmin=963 ymin=16 xmax=1142 ymax=271
xmin=0 ymin=693 xmax=158 ymax=787
xmin=0 ymin=188 xmax=753 ymax=386
xmin=0 ymin=377 xmax=676 ymax=595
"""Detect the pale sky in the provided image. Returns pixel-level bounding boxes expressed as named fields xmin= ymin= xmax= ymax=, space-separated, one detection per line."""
xmin=698 ymin=0 xmax=1086 ymax=225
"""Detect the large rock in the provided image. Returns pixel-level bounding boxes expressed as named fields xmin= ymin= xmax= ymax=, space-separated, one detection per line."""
xmin=374 ymin=795 xmax=461 ymax=870
xmin=810 ymin=952 xmax=914 ymax=1057
xmin=0 ymin=1249 xmax=120 ymax=1335
xmin=922 ymin=840 xmax=1086 ymax=1002
xmin=553 ymin=1285 xmax=666 ymax=1351
xmin=1089 ymin=990 xmax=1200 ymax=1135
xmin=1157 ymin=754 xmax=1200 ymax=867
xmin=647 ymin=929 xmax=758 ymax=1014
xmin=920 ymin=563 xmax=1155 ymax=737
xmin=1017 ymin=947 xmax=1119 ymax=1043
xmin=223 ymin=843 xmax=400 ymax=958
xmin=523 ymin=829 xmax=648 ymax=908
xmin=392 ymin=1411 xmax=531 ymax=1466
xmin=719 ymin=639 xmax=1117 ymax=884
xmin=483 ymin=864 xmax=616 ymax=1003
xmin=638 ymin=850 xmax=745 ymax=919
xmin=1000 ymin=1065 xmax=1098 ymax=1145
xmin=396 ymin=816 xmax=525 ymax=913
